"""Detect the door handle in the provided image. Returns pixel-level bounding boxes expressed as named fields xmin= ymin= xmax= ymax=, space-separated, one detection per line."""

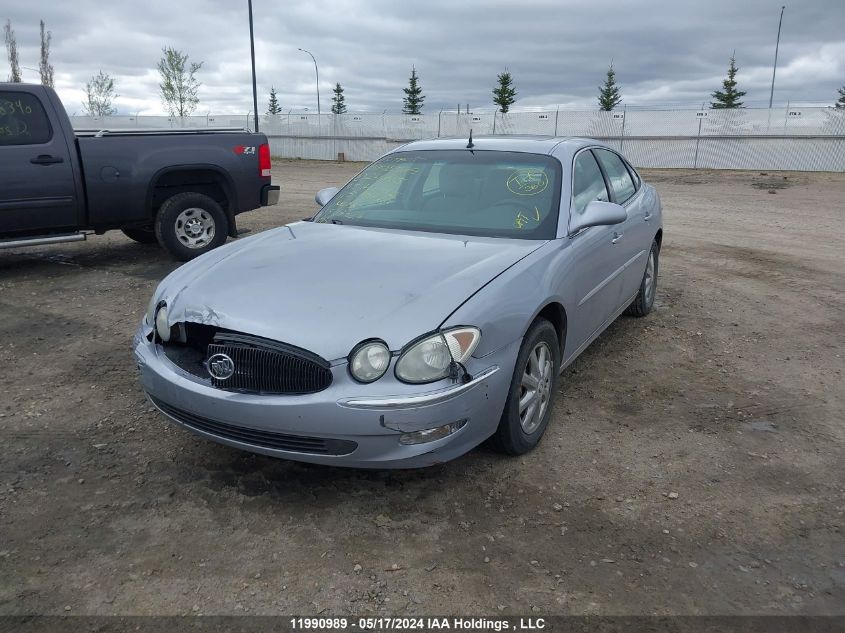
xmin=30 ymin=155 xmax=64 ymax=165
xmin=611 ymin=231 xmax=623 ymax=244
xmin=644 ymin=212 xmax=652 ymax=222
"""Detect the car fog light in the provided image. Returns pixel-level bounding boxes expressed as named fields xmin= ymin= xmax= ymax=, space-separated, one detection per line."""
xmin=155 ymin=305 xmax=171 ymax=342
xmin=399 ymin=419 xmax=467 ymax=445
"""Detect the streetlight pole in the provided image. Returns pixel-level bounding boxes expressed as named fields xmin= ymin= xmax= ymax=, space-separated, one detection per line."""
xmin=298 ymin=48 xmax=320 ymax=117
xmin=768 ymin=5 xmax=785 ymax=109
xmin=248 ymin=0 xmax=259 ymax=132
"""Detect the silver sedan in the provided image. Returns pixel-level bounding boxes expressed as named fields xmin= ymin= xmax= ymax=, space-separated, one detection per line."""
xmin=134 ymin=136 xmax=663 ymax=468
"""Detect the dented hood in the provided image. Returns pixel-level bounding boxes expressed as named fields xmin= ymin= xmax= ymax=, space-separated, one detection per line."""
xmin=160 ymin=221 xmax=545 ymax=361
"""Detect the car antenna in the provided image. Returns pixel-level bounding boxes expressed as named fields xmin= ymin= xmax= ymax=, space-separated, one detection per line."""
xmin=466 ymin=129 xmax=474 ymax=149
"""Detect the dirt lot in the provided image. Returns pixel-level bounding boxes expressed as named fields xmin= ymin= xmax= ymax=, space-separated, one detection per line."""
xmin=1 ymin=162 xmax=843 ymax=616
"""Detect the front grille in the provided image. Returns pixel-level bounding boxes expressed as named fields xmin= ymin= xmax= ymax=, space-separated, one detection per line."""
xmin=207 ymin=332 xmax=333 ymax=395
xmin=150 ymin=396 xmax=357 ymax=455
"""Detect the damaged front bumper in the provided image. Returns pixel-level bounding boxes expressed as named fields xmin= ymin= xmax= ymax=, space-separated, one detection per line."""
xmin=133 ymin=323 xmax=516 ymax=468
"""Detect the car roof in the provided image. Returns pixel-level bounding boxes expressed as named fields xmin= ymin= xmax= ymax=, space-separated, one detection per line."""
xmin=392 ymin=136 xmax=607 ymax=156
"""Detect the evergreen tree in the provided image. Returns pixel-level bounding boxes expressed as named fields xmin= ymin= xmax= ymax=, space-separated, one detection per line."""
xmin=402 ymin=66 xmax=425 ymax=115
xmin=711 ymin=53 xmax=746 ymax=109
xmin=331 ymin=83 xmax=347 ymax=114
xmin=3 ymin=19 xmax=21 ymax=83
xmin=39 ymin=20 xmax=54 ymax=88
xmin=492 ymin=70 xmax=517 ymax=113
xmin=598 ymin=62 xmax=622 ymax=111
xmin=836 ymin=86 xmax=845 ymax=109
xmin=267 ymin=87 xmax=282 ymax=115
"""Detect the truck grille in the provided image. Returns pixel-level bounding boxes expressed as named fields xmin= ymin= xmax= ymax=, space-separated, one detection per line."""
xmin=206 ymin=332 xmax=333 ymax=395
xmin=150 ymin=396 xmax=357 ymax=455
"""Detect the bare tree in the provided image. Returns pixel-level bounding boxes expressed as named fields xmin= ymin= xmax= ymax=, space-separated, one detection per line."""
xmin=157 ymin=47 xmax=203 ymax=118
xmin=4 ymin=19 xmax=21 ymax=83
xmin=39 ymin=20 xmax=54 ymax=87
xmin=83 ymin=71 xmax=118 ymax=116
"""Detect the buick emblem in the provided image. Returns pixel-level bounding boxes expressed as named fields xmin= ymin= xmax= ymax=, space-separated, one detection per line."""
xmin=207 ymin=353 xmax=235 ymax=380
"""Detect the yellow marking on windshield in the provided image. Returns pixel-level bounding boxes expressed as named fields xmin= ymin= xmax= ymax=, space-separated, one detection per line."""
xmin=506 ymin=169 xmax=549 ymax=196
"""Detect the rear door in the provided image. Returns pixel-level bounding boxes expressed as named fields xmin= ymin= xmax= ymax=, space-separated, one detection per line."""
xmin=0 ymin=88 xmax=78 ymax=234
xmin=593 ymin=148 xmax=649 ymax=302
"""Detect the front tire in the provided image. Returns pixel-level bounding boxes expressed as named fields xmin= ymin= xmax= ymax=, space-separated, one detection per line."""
xmin=492 ymin=318 xmax=561 ymax=455
xmin=625 ymin=239 xmax=659 ymax=317
xmin=155 ymin=192 xmax=228 ymax=261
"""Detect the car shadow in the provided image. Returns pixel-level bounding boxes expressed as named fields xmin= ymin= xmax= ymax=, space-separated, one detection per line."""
xmin=0 ymin=239 xmax=180 ymax=282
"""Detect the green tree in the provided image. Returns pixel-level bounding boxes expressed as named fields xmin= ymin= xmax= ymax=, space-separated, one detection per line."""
xmin=402 ymin=66 xmax=425 ymax=115
xmin=3 ymin=19 xmax=21 ymax=83
xmin=836 ymin=86 xmax=845 ymax=108
xmin=267 ymin=86 xmax=282 ymax=115
xmin=598 ymin=62 xmax=622 ymax=111
xmin=83 ymin=71 xmax=118 ymax=116
xmin=331 ymin=82 xmax=347 ymax=114
xmin=711 ymin=53 xmax=746 ymax=109
xmin=39 ymin=20 xmax=54 ymax=88
xmin=157 ymin=47 xmax=203 ymax=117
xmin=492 ymin=69 xmax=517 ymax=113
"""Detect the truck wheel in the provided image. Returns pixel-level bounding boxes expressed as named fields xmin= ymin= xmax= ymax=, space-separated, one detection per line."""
xmin=121 ymin=226 xmax=157 ymax=244
xmin=155 ymin=192 xmax=228 ymax=261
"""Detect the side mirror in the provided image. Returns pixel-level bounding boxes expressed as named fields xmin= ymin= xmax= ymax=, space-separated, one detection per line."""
xmin=568 ymin=201 xmax=627 ymax=235
xmin=315 ymin=187 xmax=340 ymax=207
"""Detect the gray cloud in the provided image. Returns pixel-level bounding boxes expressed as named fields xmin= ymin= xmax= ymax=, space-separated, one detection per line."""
xmin=4 ymin=0 xmax=844 ymax=114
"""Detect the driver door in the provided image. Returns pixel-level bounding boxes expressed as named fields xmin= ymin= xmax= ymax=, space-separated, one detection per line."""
xmin=563 ymin=149 xmax=629 ymax=359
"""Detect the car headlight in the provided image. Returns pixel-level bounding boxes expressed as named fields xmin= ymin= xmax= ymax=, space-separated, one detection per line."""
xmin=154 ymin=304 xmax=171 ymax=342
xmin=349 ymin=340 xmax=391 ymax=383
xmin=395 ymin=327 xmax=481 ymax=384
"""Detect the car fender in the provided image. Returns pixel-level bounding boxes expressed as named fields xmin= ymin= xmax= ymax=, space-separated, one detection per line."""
xmin=440 ymin=239 xmax=577 ymax=359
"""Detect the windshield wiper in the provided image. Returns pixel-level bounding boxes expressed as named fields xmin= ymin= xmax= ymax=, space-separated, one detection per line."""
xmin=331 ymin=219 xmax=344 ymax=225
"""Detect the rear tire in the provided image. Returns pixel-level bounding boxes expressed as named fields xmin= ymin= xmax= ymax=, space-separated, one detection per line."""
xmin=492 ymin=318 xmax=561 ymax=455
xmin=121 ymin=226 xmax=157 ymax=244
xmin=625 ymin=239 xmax=659 ymax=317
xmin=154 ymin=192 xmax=228 ymax=261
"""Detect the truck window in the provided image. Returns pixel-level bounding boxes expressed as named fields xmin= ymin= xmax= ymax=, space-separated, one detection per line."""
xmin=0 ymin=92 xmax=53 ymax=146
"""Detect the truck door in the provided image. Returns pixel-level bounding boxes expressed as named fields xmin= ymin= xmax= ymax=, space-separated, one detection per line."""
xmin=0 ymin=88 xmax=78 ymax=235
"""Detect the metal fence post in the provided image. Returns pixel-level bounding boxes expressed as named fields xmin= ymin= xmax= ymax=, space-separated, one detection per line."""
xmin=554 ymin=105 xmax=560 ymax=136
xmin=619 ymin=104 xmax=627 ymax=153
xmin=693 ymin=113 xmax=703 ymax=169
xmin=437 ymin=110 xmax=442 ymax=137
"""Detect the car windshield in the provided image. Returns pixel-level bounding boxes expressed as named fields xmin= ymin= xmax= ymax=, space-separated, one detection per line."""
xmin=313 ymin=150 xmax=562 ymax=239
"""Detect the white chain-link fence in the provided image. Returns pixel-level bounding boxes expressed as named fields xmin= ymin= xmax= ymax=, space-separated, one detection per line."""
xmin=71 ymin=107 xmax=845 ymax=171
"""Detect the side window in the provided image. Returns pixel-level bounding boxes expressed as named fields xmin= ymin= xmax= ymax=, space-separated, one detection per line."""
xmin=625 ymin=159 xmax=641 ymax=189
xmin=594 ymin=149 xmax=636 ymax=203
xmin=0 ymin=92 xmax=52 ymax=146
xmin=571 ymin=151 xmax=609 ymax=215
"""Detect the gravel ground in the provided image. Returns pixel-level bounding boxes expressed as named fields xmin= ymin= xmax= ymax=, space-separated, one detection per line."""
xmin=1 ymin=161 xmax=843 ymax=616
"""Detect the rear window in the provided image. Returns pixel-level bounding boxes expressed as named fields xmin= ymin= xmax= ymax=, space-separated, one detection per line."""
xmin=0 ymin=92 xmax=52 ymax=146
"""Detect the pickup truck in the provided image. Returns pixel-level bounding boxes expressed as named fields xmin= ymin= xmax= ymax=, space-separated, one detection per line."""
xmin=0 ymin=83 xmax=280 ymax=260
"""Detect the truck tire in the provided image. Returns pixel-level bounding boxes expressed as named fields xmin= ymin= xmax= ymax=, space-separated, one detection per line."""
xmin=154 ymin=192 xmax=228 ymax=261
xmin=121 ymin=226 xmax=157 ymax=244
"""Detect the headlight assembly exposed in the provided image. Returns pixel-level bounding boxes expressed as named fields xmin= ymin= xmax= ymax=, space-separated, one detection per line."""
xmin=395 ymin=327 xmax=480 ymax=384
xmin=145 ymin=295 xmax=158 ymax=326
xmin=154 ymin=304 xmax=171 ymax=342
xmin=349 ymin=340 xmax=391 ymax=383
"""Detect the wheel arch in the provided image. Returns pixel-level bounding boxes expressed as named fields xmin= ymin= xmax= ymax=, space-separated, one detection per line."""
xmin=531 ymin=301 xmax=568 ymax=359
xmin=146 ymin=165 xmax=238 ymax=236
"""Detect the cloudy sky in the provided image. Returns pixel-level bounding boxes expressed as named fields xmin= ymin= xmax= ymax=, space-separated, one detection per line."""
xmin=4 ymin=0 xmax=844 ymax=115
